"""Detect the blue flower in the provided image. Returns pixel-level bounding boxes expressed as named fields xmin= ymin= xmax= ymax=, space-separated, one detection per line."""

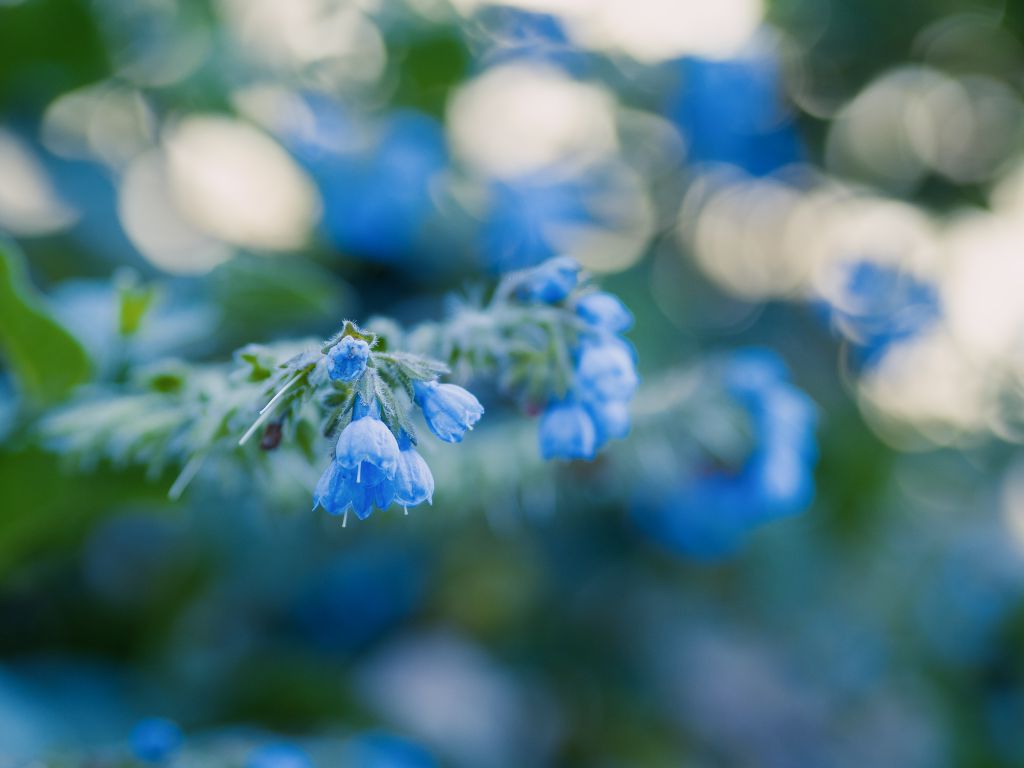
xmin=481 ymin=176 xmax=593 ymax=272
xmin=517 ymin=256 xmax=581 ymax=303
xmin=827 ymin=260 xmax=939 ymax=361
xmin=664 ymin=41 xmax=803 ymax=176
xmin=472 ymin=5 xmax=581 ymax=74
xmin=292 ymin=547 xmax=426 ymax=652
xmin=327 ymin=336 xmax=370 ymax=382
xmin=281 ymin=100 xmax=448 ymax=263
xmin=413 ymin=380 xmax=484 ymax=443
xmin=335 ymin=403 xmax=401 ymax=479
xmin=635 ymin=349 xmax=817 ymax=559
xmin=576 ymin=291 xmax=634 ymax=334
xmin=314 ymin=459 xmax=395 ymax=521
xmin=130 ymin=717 xmax=182 ymax=764
xmin=585 ymin=398 xmax=631 ymax=444
xmin=574 ymin=337 xmax=639 ymax=403
xmin=314 ymin=399 xmax=401 ymax=520
xmin=539 ymin=398 xmax=598 ymax=460
xmin=394 ymin=434 xmax=434 ymax=510
xmin=246 ymin=742 xmax=312 ymax=768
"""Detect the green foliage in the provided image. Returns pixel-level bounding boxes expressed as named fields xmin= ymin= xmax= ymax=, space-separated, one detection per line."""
xmin=0 ymin=237 xmax=91 ymax=405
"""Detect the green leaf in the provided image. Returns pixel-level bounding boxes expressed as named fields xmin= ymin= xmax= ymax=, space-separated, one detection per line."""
xmin=115 ymin=268 xmax=156 ymax=337
xmin=0 ymin=237 xmax=91 ymax=404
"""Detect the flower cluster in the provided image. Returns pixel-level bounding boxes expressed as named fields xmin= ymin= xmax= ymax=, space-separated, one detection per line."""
xmin=312 ymin=331 xmax=483 ymax=524
xmin=636 ymin=349 xmax=817 ymax=558
xmin=516 ymin=257 xmax=639 ymax=461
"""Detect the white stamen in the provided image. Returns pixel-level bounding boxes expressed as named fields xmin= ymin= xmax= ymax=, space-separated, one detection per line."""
xmin=357 ymin=461 xmax=362 ymax=483
xmin=239 ymin=374 xmax=302 ymax=446
xmin=343 ymin=509 xmax=349 ymax=528
xmin=168 ymin=454 xmax=205 ymax=500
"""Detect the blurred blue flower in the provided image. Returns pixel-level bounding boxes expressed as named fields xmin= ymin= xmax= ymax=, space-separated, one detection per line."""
xmin=539 ymin=398 xmax=598 ymax=460
xmin=130 ymin=717 xmax=182 ymax=764
xmin=283 ymin=99 xmax=448 ymax=262
xmin=575 ymin=291 xmax=634 ymax=334
xmin=574 ymin=337 xmax=639 ymax=403
xmin=413 ymin=380 xmax=484 ymax=443
xmin=344 ymin=732 xmax=437 ymax=768
xmin=471 ymin=5 xmax=583 ymax=73
xmin=516 ymin=255 xmax=581 ymax=303
xmin=327 ymin=336 xmax=370 ymax=382
xmin=636 ymin=349 xmax=817 ymax=558
xmin=585 ymin=397 xmax=631 ymax=444
xmin=246 ymin=742 xmax=312 ymax=768
xmin=827 ymin=260 xmax=940 ymax=361
xmin=481 ymin=176 xmax=593 ymax=273
xmin=293 ymin=546 xmax=426 ymax=652
xmin=665 ymin=40 xmax=803 ymax=176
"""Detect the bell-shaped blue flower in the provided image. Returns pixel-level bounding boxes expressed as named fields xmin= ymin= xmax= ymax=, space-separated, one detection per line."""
xmin=585 ymin=398 xmax=631 ymax=444
xmin=246 ymin=742 xmax=313 ymax=768
xmin=394 ymin=435 xmax=434 ymax=509
xmin=335 ymin=402 xmax=401 ymax=479
xmin=576 ymin=291 xmax=634 ymax=333
xmin=574 ymin=337 xmax=639 ymax=403
xmin=327 ymin=336 xmax=370 ymax=382
xmin=539 ymin=398 xmax=598 ymax=460
xmin=130 ymin=717 xmax=183 ymax=764
xmin=517 ymin=256 xmax=581 ymax=303
xmin=413 ymin=380 xmax=484 ymax=443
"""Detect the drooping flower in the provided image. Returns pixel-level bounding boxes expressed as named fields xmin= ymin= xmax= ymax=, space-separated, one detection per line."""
xmin=517 ymin=256 xmax=581 ymax=303
xmin=576 ymin=291 xmax=634 ymax=334
xmin=246 ymin=742 xmax=313 ymax=768
xmin=393 ymin=435 xmax=434 ymax=510
xmin=327 ymin=336 xmax=370 ymax=382
xmin=539 ymin=398 xmax=598 ymax=460
xmin=585 ymin=398 xmax=631 ymax=444
xmin=335 ymin=401 xmax=401 ymax=479
xmin=130 ymin=717 xmax=183 ymax=764
xmin=314 ymin=399 xmax=401 ymax=521
xmin=574 ymin=336 xmax=639 ymax=403
xmin=414 ymin=380 xmax=484 ymax=443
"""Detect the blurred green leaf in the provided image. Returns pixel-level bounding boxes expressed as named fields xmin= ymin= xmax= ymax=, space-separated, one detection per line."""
xmin=115 ymin=269 xmax=156 ymax=337
xmin=0 ymin=237 xmax=91 ymax=404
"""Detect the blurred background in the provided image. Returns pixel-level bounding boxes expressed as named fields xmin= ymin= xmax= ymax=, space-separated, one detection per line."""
xmin=2 ymin=0 xmax=1024 ymax=765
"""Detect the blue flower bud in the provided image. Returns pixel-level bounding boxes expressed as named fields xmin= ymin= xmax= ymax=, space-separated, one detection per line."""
xmin=246 ymin=742 xmax=313 ymax=768
xmin=394 ymin=436 xmax=434 ymax=509
xmin=413 ymin=380 xmax=484 ymax=443
xmin=574 ymin=337 xmax=638 ymax=402
xmin=518 ymin=256 xmax=580 ymax=303
xmin=327 ymin=335 xmax=370 ymax=382
xmin=335 ymin=405 xmax=401 ymax=479
xmin=539 ymin=398 xmax=597 ymax=460
xmin=576 ymin=291 xmax=633 ymax=333
xmin=130 ymin=717 xmax=182 ymax=764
